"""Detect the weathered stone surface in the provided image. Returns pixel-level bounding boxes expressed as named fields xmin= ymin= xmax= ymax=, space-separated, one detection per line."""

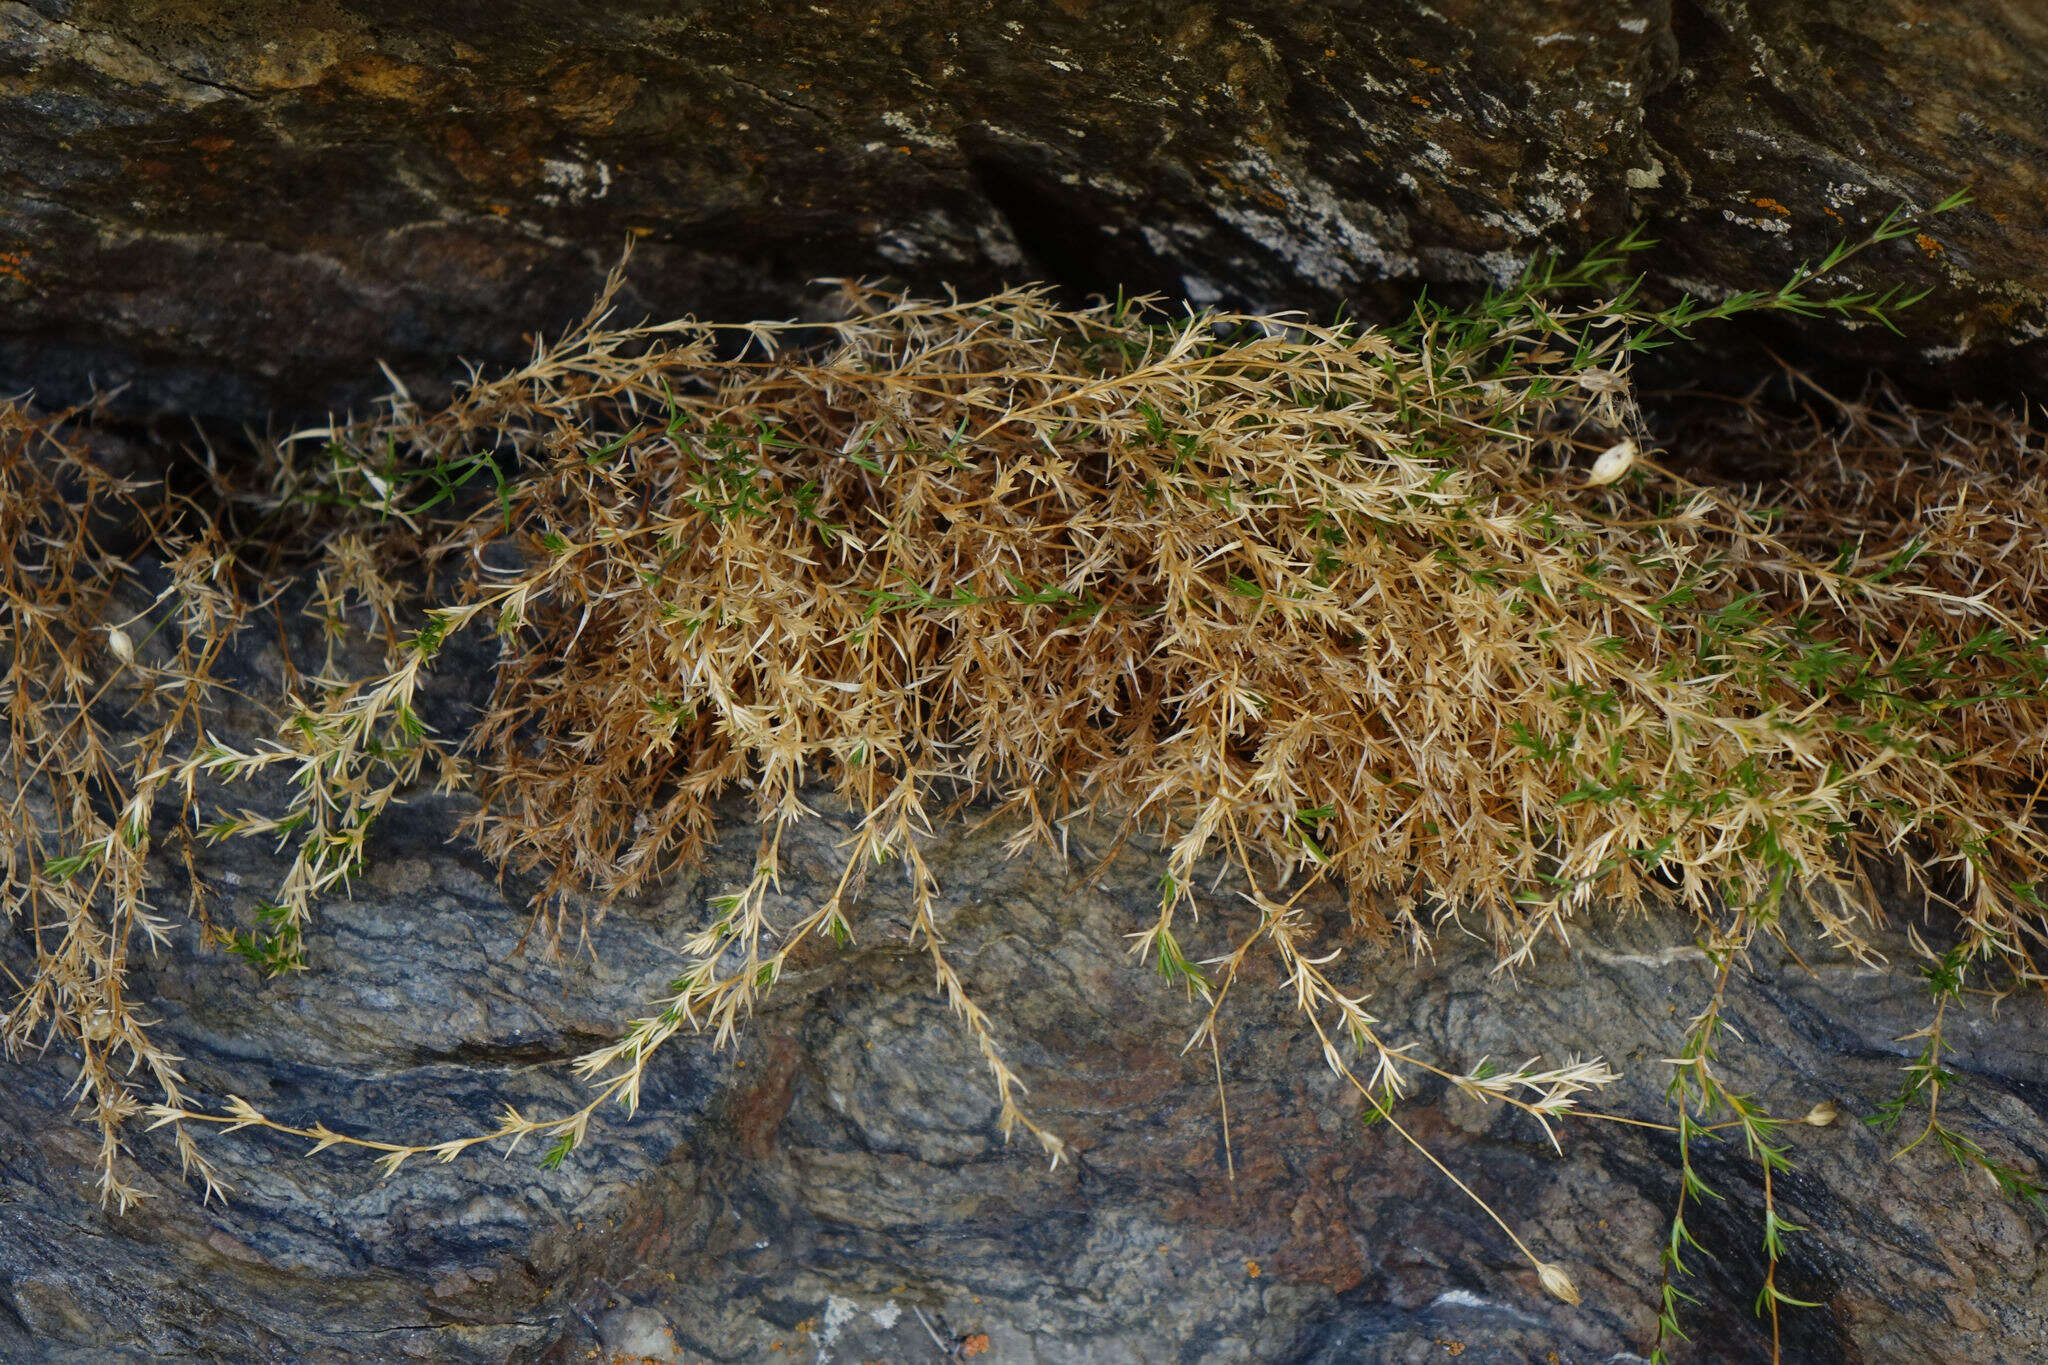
xmin=4 ymin=593 xmax=2046 ymax=1362
xmin=514 ymin=836 xmax=2048 ymax=1364
xmin=3 ymin=1 xmax=2045 ymax=421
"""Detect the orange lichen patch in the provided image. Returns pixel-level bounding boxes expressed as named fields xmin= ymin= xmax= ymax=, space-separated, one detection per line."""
xmin=1751 ymin=196 xmax=1792 ymax=217
xmin=436 ymin=119 xmax=545 ymax=188
xmin=1410 ymin=94 xmax=1432 ymax=107
xmin=0 ymin=251 xmax=26 ymax=285
xmin=730 ymin=1040 xmax=800 ymax=1158
xmin=189 ymin=134 xmax=235 ymax=174
xmin=1246 ymin=1259 xmax=1262 ymax=1278
xmin=1204 ymin=161 xmax=1289 ymax=213
xmin=1916 ymin=232 xmax=1945 ymax=255
xmin=439 ymin=125 xmax=498 ymax=183
xmin=960 ymin=1334 xmax=992 ymax=1358
xmin=1407 ymin=57 xmax=1443 ymax=74
xmin=338 ymin=55 xmax=433 ymax=102
xmin=547 ymin=61 xmax=642 ymax=133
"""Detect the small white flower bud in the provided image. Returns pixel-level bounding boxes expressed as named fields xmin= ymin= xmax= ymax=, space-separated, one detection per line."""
xmin=1588 ymin=440 xmax=1638 ymax=486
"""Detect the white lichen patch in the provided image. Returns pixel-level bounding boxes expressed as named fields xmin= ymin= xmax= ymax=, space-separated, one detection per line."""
xmin=1473 ymin=249 xmax=1530 ymax=287
xmin=537 ymin=156 xmax=611 ymax=207
xmin=975 ymin=222 xmax=1025 ymax=270
xmin=1722 ymin=207 xmax=1790 ymax=234
xmin=1083 ymin=172 xmax=1147 ymax=200
xmin=1208 ymin=146 xmax=1417 ymax=290
xmin=875 ymin=209 xmax=981 ymax=268
xmin=815 ymin=1294 xmax=859 ymax=1363
xmin=881 ymin=110 xmax=953 ymax=149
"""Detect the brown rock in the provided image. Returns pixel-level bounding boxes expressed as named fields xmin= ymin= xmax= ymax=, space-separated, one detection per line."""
xmin=3 ymin=1 xmax=2044 ymax=422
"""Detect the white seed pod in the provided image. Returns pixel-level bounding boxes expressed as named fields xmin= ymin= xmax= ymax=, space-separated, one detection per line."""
xmin=1804 ymin=1099 xmax=1840 ymax=1127
xmin=1575 ymin=367 xmax=1628 ymax=395
xmin=106 ymin=625 xmax=135 ymax=665
xmin=1588 ymin=439 xmax=1638 ymax=486
xmin=1537 ymin=1261 xmax=1583 ymax=1305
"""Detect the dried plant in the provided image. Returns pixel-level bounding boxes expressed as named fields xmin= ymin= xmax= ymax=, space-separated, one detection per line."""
xmin=0 ymin=405 xmax=247 ymax=1206
xmin=6 ymin=192 xmax=2044 ymax=1355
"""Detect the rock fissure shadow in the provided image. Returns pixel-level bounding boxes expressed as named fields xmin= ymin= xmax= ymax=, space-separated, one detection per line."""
xmin=965 ymin=148 xmax=1191 ymax=311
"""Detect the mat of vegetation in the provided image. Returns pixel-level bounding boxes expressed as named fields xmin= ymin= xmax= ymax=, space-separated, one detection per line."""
xmin=4 ymin=204 xmax=2044 ymax=1360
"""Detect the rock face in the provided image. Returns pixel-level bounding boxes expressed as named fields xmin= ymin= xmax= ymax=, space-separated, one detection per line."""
xmin=3 ymin=604 xmax=2047 ymax=1362
xmin=4 ymin=0 xmax=2046 ymax=420
xmin=7 ymin=5 xmax=2048 ymax=1359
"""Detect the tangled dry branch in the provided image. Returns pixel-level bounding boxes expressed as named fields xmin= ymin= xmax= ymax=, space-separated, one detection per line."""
xmin=4 ymin=203 xmax=2044 ymax=1344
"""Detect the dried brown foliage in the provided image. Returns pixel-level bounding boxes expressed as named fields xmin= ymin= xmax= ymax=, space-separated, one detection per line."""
xmin=0 ymin=405 xmax=246 ymax=1202
xmin=4 ymin=210 xmax=2045 ymax=1329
